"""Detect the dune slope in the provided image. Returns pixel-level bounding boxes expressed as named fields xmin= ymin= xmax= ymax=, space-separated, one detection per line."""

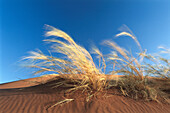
xmin=0 ymin=77 xmax=170 ymax=113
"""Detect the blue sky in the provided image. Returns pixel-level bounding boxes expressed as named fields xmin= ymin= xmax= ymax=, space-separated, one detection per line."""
xmin=1 ymin=0 xmax=170 ymax=83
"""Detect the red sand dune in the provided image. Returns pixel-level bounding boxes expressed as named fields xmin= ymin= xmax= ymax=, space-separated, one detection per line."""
xmin=0 ymin=75 xmax=58 ymax=89
xmin=0 ymin=75 xmax=170 ymax=113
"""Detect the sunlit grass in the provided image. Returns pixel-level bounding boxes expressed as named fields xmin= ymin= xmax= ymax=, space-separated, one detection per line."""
xmin=105 ymin=30 xmax=169 ymax=102
xmin=22 ymin=25 xmax=106 ymax=94
xmin=22 ymin=25 xmax=170 ymax=106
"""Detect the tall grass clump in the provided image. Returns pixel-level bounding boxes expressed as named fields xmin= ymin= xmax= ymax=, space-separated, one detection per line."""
xmin=105 ymin=30 xmax=169 ymax=102
xmin=142 ymin=47 xmax=170 ymax=101
xmin=104 ymin=32 xmax=148 ymax=99
xmin=22 ymin=25 xmax=169 ymax=105
xmin=22 ymin=25 xmax=106 ymax=95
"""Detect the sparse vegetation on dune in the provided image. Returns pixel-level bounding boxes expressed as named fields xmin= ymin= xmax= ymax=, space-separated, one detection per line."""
xmin=22 ymin=25 xmax=170 ymax=107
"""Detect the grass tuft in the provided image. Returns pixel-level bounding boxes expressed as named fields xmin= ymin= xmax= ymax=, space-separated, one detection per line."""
xmin=22 ymin=25 xmax=170 ymax=107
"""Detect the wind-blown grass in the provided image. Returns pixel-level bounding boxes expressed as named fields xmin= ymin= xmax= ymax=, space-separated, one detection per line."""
xmin=22 ymin=25 xmax=170 ymax=106
xmin=105 ymin=30 xmax=169 ymax=102
xmin=143 ymin=51 xmax=170 ymax=79
xmin=23 ymin=25 xmax=106 ymax=94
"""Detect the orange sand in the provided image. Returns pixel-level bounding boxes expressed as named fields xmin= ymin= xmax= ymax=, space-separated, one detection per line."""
xmin=0 ymin=75 xmax=169 ymax=113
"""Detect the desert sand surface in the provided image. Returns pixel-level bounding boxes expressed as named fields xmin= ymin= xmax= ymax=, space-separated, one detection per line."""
xmin=0 ymin=75 xmax=58 ymax=89
xmin=0 ymin=75 xmax=170 ymax=113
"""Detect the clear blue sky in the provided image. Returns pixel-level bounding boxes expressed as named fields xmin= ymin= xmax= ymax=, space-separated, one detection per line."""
xmin=1 ymin=0 xmax=170 ymax=83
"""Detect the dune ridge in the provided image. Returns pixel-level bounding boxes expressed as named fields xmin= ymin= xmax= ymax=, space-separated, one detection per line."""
xmin=0 ymin=76 xmax=170 ymax=113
